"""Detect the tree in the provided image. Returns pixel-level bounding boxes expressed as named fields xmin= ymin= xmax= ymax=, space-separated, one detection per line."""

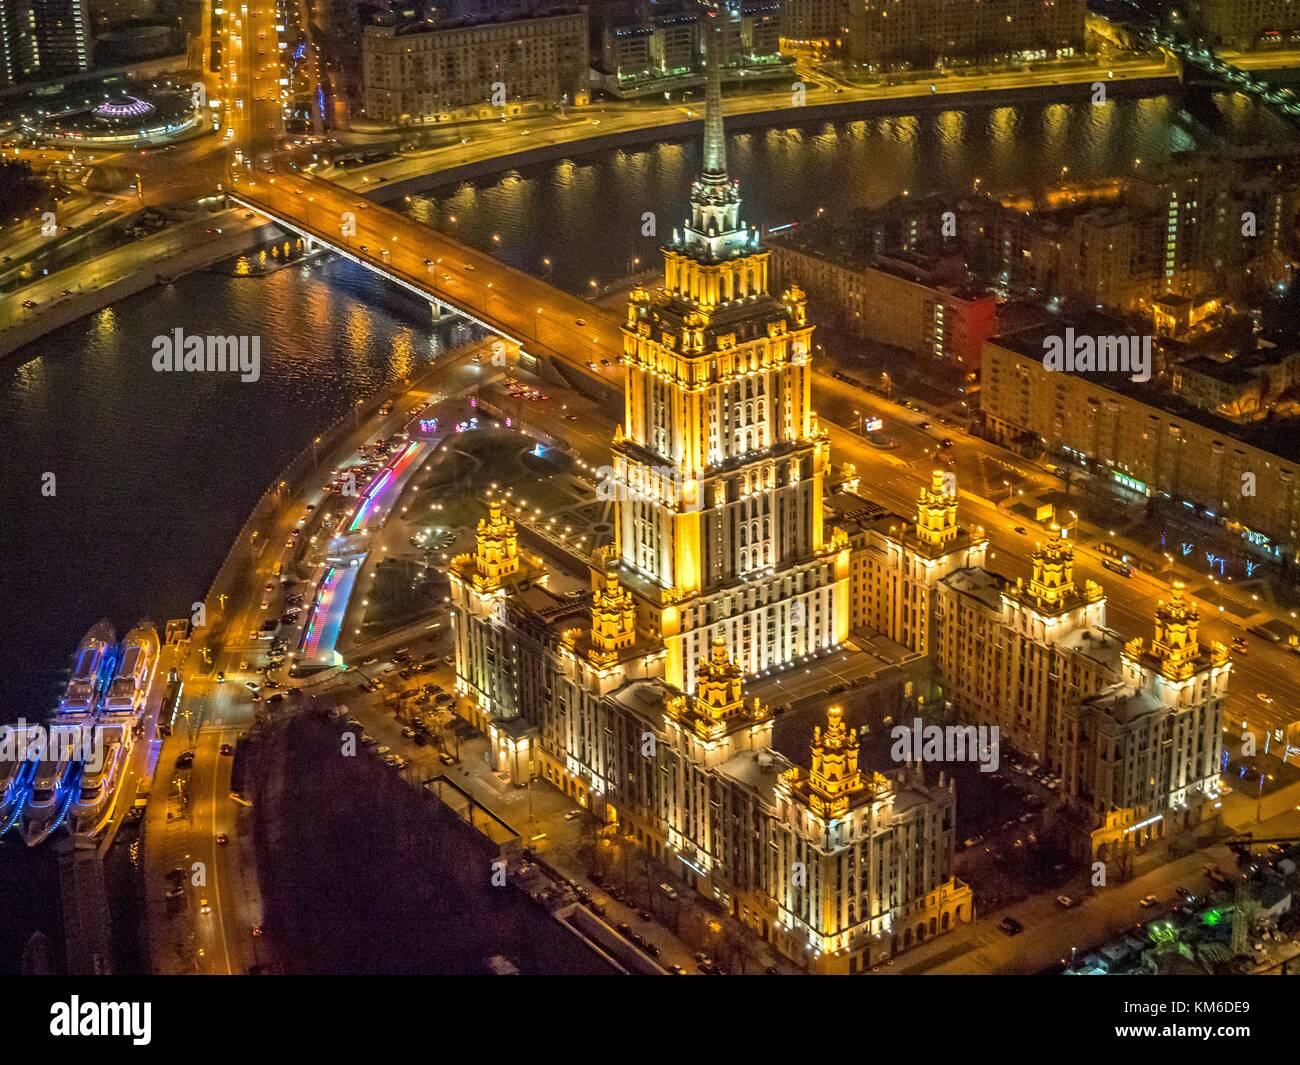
xmin=0 ymin=160 xmax=44 ymax=222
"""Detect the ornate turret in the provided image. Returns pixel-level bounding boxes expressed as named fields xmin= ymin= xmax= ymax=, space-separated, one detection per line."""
xmin=667 ymin=636 xmax=768 ymax=740
xmin=915 ymin=469 xmax=958 ymax=550
xmin=807 ymin=705 xmax=866 ymax=819
xmin=1027 ymin=528 xmax=1075 ymax=606
xmin=589 ymin=565 xmax=637 ymax=666
xmin=1150 ymin=580 xmax=1201 ymax=681
xmin=473 ymin=500 xmax=520 ymax=590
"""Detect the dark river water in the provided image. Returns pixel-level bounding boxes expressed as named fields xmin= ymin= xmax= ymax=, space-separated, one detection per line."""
xmin=3 ymin=88 xmax=1298 ymax=721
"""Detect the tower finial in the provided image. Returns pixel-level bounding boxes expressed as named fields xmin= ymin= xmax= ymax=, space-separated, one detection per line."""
xmin=702 ymin=13 xmax=727 ymax=181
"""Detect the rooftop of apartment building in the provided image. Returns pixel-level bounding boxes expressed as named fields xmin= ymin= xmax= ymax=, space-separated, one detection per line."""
xmin=989 ymin=309 xmax=1300 ymax=464
xmin=1080 ymin=680 xmax=1165 ymax=727
xmin=939 ymin=565 xmax=1007 ymax=613
xmin=363 ymin=1 xmax=585 ymax=34
xmin=771 ymin=227 xmax=992 ymax=302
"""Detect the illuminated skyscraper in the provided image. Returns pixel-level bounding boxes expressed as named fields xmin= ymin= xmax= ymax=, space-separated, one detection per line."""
xmin=613 ymin=15 xmax=851 ymax=689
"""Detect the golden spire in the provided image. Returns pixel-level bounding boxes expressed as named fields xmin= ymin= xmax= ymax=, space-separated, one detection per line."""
xmin=589 ymin=565 xmax=636 ymax=666
xmin=473 ymin=499 xmax=520 ymax=590
xmin=915 ymin=469 xmax=958 ymax=550
xmin=1027 ymin=527 xmax=1076 ymax=607
xmin=807 ymin=705 xmax=865 ymax=819
xmin=1151 ymin=579 xmax=1201 ymax=680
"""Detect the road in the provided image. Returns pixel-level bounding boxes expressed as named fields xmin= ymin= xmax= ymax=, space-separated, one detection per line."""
xmin=230 ymin=158 xmax=1300 ymax=746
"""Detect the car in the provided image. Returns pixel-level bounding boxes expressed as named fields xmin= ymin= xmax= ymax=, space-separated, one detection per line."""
xmin=21 ymin=299 xmax=38 ymax=309
xmin=220 ymin=743 xmax=234 ymax=756
xmin=998 ymin=916 xmax=1023 ymax=936
xmin=439 ymin=753 xmax=457 ymax=766
xmin=215 ymin=834 xmax=229 ymax=846
xmin=251 ymin=925 xmax=264 ymax=937
xmin=1139 ymin=894 xmax=1160 ymax=908
xmin=360 ymin=734 xmax=376 ymax=746
xmin=175 ymin=751 xmax=195 ymax=768
xmin=266 ymin=693 xmax=285 ymax=705
xmin=918 ymin=421 xmax=932 ymax=430
xmin=1175 ymin=886 xmax=1196 ymax=902
xmin=617 ymin=922 xmax=633 ymax=936
xmin=1056 ymin=895 xmax=1076 ymax=909
xmin=375 ymin=745 xmax=392 ymax=755
xmin=1257 ymin=692 xmax=1275 ymax=705
xmin=962 ymin=835 xmax=985 ymax=848
xmin=245 ymin=680 xmax=261 ymax=692
xmin=1013 ymin=526 xmax=1027 ymax=535
xmin=216 ymin=671 xmax=225 ymax=683
xmin=668 ymin=964 xmax=686 ymax=975
xmin=402 ymin=726 xmax=416 ymax=739
xmin=765 ymin=965 xmax=782 ymax=975
xmin=575 ymin=318 xmax=586 ymax=326
xmin=199 ymin=898 xmax=212 ymax=914
xmin=939 ymin=438 xmax=953 ymax=448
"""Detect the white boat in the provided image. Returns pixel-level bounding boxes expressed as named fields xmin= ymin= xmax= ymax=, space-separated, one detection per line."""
xmin=56 ymin=618 xmax=116 ymax=717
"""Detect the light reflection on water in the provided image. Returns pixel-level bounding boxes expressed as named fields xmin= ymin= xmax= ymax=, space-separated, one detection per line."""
xmin=405 ymin=92 xmax=1295 ymax=294
xmin=0 ymin=255 xmax=478 ymax=716
xmin=2 ymin=88 xmax=1297 ymax=714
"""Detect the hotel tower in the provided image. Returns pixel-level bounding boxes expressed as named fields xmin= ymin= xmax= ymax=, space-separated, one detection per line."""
xmin=612 ymin=32 xmax=850 ymax=690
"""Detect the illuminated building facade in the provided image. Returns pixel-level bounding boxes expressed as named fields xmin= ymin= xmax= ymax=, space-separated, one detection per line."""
xmin=854 ymin=470 xmax=989 ymax=655
xmin=1058 ymin=582 xmax=1229 ymax=858
xmin=613 ymin=38 xmax=851 ymax=690
xmin=935 ymin=530 xmax=1123 ymax=765
xmin=450 ymin=40 xmax=970 ymax=971
xmin=845 ymin=0 xmax=1086 ymax=69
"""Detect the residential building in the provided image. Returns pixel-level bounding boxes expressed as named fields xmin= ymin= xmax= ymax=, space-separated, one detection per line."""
xmin=980 ymin=314 xmax=1300 ymax=564
xmin=769 ymin=239 xmax=999 ymax=369
xmin=935 ymin=530 xmax=1122 ymax=765
xmin=361 ymin=8 xmax=589 ymax=123
xmin=844 ymin=0 xmax=1086 ymax=70
xmin=1188 ymin=0 xmax=1300 ymax=51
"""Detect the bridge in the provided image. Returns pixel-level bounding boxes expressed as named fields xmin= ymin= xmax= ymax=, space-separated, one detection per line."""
xmin=227 ymin=163 xmax=626 ymax=402
xmin=1154 ymin=31 xmax=1300 ymax=122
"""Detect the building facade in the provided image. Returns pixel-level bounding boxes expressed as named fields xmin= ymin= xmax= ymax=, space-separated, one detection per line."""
xmin=844 ymin=0 xmax=1086 ymax=69
xmin=1189 ymin=0 xmax=1300 ymax=50
xmin=980 ymin=322 xmax=1300 ymax=564
xmin=1 ymin=0 xmax=92 ymax=86
xmin=361 ymin=10 xmax=589 ymax=123
xmin=1058 ymin=583 xmax=1229 ymax=859
xmin=769 ymin=240 xmax=999 ymax=369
